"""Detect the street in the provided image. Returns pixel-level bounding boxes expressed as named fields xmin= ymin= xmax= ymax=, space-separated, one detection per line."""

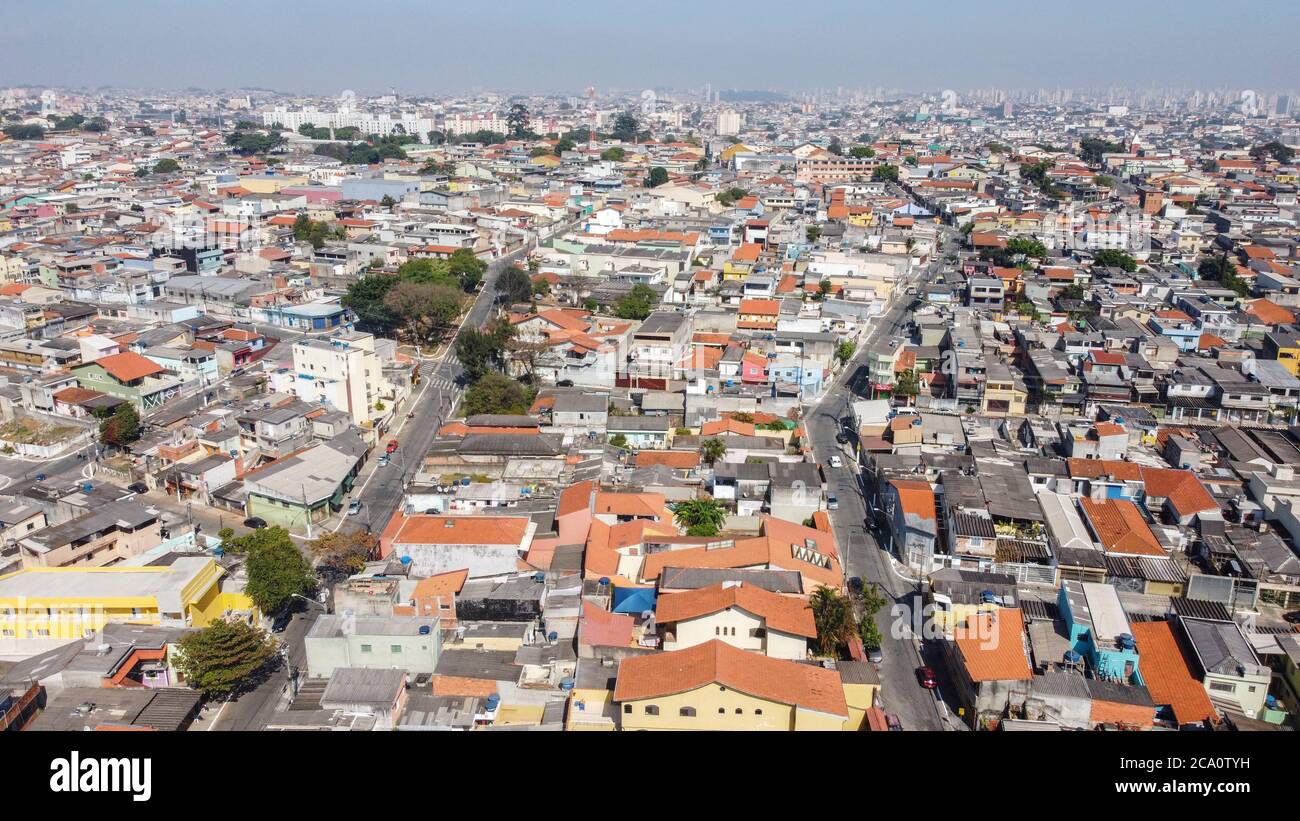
xmin=803 ymin=226 xmax=960 ymax=731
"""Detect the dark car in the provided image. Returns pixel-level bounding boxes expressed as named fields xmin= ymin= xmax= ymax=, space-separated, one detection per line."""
xmin=127 ymin=481 xmax=148 ymax=494
xmin=917 ymin=665 xmax=939 ymax=689
xmin=835 ymin=431 xmax=849 ymax=444
xmin=243 ymin=516 xmax=268 ymax=530
xmin=271 ymin=611 xmax=293 ymax=633
xmin=848 ymin=576 xmax=864 ymax=594
xmin=1285 ymin=611 xmax=1300 ymax=624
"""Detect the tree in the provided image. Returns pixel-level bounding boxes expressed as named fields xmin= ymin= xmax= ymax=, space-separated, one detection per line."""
xmin=153 ymin=158 xmax=180 ymax=174
xmin=456 ymin=323 xmax=511 ymax=383
xmin=700 ymin=438 xmax=726 ymax=466
xmin=609 ymin=433 xmax=628 ymax=449
xmin=1080 ymin=136 xmax=1124 ymax=164
xmin=384 ymin=281 xmax=464 ymax=344
xmin=894 ymin=369 xmax=920 ymax=402
xmin=646 ymin=166 xmax=669 ymax=188
xmin=445 ymin=248 xmax=487 ymax=292
xmin=553 ymin=137 xmax=576 ymax=155
xmin=673 ymin=498 xmax=726 ymax=537
xmin=1005 ymin=237 xmax=1048 ymax=258
xmin=601 ymin=146 xmax=626 ymax=162
xmin=396 ymin=257 xmax=458 ymax=289
xmin=2 ymin=124 xmax=45 ymax=141
xmin=1199 ymin=252 xmax=1250 ymax=297
xmin=175 ymin=619 xmax=278 ymax=698
xmin=243 ymin=528 xmax=315 ymax=615
xmin=716 ymin=187 xmax=748 ymax=207
xmin=611 ymin=112 xmax=640 ymax=142
xmin=99 ymin=403 xmax=141 ymax=449
xmin=1250 ymin=141 xmax=1295 ymax=164
xmin=818 ymin=279 xmax=832 ymax=300
xmin=808 ymin=586 xmax=854 ymax=656
xmin=850 ymin=145 xmax=875 ymax=158
xmin=506 ymin=103 xmax=530 ymax=139
xmin=872 ymin=164 xmax=899 ymax=182
xmin=614 ymin=284 xmax=657 ymax=320
xmin=380 ymin=194 xmax=397 ymax=208
xmin=835 ymin=341 xmax=857 ymax=364
xmin=497 ymin=265 xmax=534 ymax=306
xmin=463 ymin=373 xmax=531 ymax=416
xmin=342 ymin=274 xmax=400 ymax=335
xmin=856 ymin=582 xmax=888 ymax=649
xmin=1092 ymin=248 xmax=1137 ymax=272
xmin=307 ymin=530 xmax=377 ymax=577
xmin=806 ymin=226 xmax=822 ymax=243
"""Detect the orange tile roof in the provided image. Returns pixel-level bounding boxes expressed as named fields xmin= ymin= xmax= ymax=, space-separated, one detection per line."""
xmin=953 ymin=608 xmax=1033 ymax=682
xmin=383 ymin=514 xmax=531 ymax=547
xmin=656 ymin=583 xmax=816 ymax=638
xmin=633 ymin=450 xmax=701 ymax=469
xmin=593 ymin=491 xmax=670 ymax=520
xmin=738 ymin=298 xmax=780 ymax=316
xmin=1130 ymin=621 xmax=1216 ymax=726
xmin=638 ymin=516 xmax=842 ymax=591
xmin=429 ymin=675 xmax=498 ymax=698
xmin=579 ymin=601 xmax=636 ymax=649
xmin=1080 ymin=497 xmax=1164 ymax=556
xmin=90 ymin=351 xmax=164 ymax=382
xmin=891 ymin=480 xmax=936 ymax=522
xmin=1245 ymin=299 xmax=1295 ymax=326
xmin=1138 ymin=467 xmax=1217 ymax=518
xmin=700 ymin=418 xmax=755 ymax=437
xmin=613 ymin=639 xmax=847 ymax=717
xmin=732 ymin=243 xmax=761 ymax=263
xmin=557 ymin=480 xmax=595 ymax=517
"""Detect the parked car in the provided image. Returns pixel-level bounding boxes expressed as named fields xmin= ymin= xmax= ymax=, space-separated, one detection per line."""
xmin=827 ymin=492 xmax=839 ymax=510
xmin=377 ymin=454 xmax=389 ymax=467
xmin=348 ymin=500 xmax=363 ymax=516
xmin=243 ymin=516 xmax=268 ymax=530
xmin=886 ymin=713 xmax=903 ymax=731
xmin=835 ymin=431 xmax=849 ymax=444
xmin=848 ymin=577 xmax=863 ymax=594
xmin=271 ymin=611 xmax=293 ymax=633
xmin=867 ymin=645 xmax=884 ymax=664
xmin=386 ymin=439 xmax=399 ymax=454
xmin=126 ymin=481 xmax=148 ymax=495
xmin=916 ymin=665 xmax=939 ymax=689
xmin=828 ymin=454 xmax=843 ymax=469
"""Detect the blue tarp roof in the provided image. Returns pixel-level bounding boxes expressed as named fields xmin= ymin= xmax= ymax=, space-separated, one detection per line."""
xmin=612 ymin=587 xmax=657 ymax=615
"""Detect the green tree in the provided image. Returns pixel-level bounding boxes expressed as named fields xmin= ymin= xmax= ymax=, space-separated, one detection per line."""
xmin=808 ymin=586 xmax=854 ymax=656
xmin=872 ymin=164 xmax=899 ymax=182
xmin=380 ymin=194 xmax=397 ymax=207
xmin=835 ymin=341 xmax=857 ymax=363
xmin=894 ymin=369 xmax=920 ymax=402
xmin=175 ymin=619 xmax=278 ymax=698
xmin=1080 ymin=136 xmax=1124 ymax=164
xmin=614 ymin=284 xmax=657 ymax=320
xmin=806 ymin=226 xmax=822 ymax=243
xmin=1199 ymin=252 xmax=1250 ymax=297
xmin=342 ymin=274 xmax=400 ymax=335
xmin=673 ymin=498 xmax=726 ymax=537
xmin=1093 ymin=248 xmax=1137 ymax=272
xmin=1005 ymin=237 xmax=1048 ymax=258
xmin=856 ymin=582 xmax=888 ymax=649
xmin=700 ymin=438 xmax=726 ymax=466
xmin=243 ymin=528 xmax=314 ymax=615
xmin=152 ymin=158 xmax=181 ymax=174
xmin=609 ymin=433 xmax=628 ymax=449
xmin=445 ymin=248 xmax=487 ymax=292
xmin=849 ymin=145 xmax=875 ymax=158
xmin=601 ymin=146 xmax=626 ymax=162
xmin=646 ymin=166 xmax=669 ymax=188
xmin=463 ymin=372 xmax=531 ymax=416
xmin=3 ymin=124 xmax=46 ymax=141
xmin=396 ymin=257 xmax=458 ymax=289
xmin=384 ymin=281 xmax=464 ymax=344
xmin=456 ymin=322 xmax=512 ymax=383
xmin=497 ymin=265 xmax=534 ymax=305
xmin=611 ymin=112 xmax=640 ymax=142
xmin=553 ymin=137 xmax=576 ymax=155
xmin=99 ymin=403 xmax=141 ymax=448
xmin=507 ymin=103 xmax=530 ymax=138
xmin=1250 ymin=141 xmax=1295 ymax=164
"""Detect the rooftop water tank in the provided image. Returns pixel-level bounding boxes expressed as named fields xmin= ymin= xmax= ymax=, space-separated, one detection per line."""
xmin=399 ymin=555 xmax=412 ymax=565
xmin=485 ymin=694 xmax=500 ymax=712
xmin=418 ymin=624 xmax=431 ymax=636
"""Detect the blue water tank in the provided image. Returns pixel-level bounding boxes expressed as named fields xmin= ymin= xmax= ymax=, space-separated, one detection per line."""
xmin=82 ymin=483 xmax=93 ymax=493
xmin=980 ymin=590 xmax=996 ymax=604
xmin=560 ymin=677 xmax=575 ymax=692
xmin=485 ymin=694 xmax=500 ymax=711
xmin=547 ymin=631 xmax=558 ymax=643
xmin=1117 ymin=633 xmax=1136 ymax=650
xmin=418 ymin=624 xmax=431 ymax=635
xmin=399 ymin=555 xmax=412 ymax=565
xmin=598 ymin=577 xmax=610 ymax=586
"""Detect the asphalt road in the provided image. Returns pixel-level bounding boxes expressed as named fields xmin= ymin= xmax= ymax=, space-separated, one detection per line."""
xmin=804 ymin=228 xmax=962 ymax=732
xmin=341 ymin=242 xmax=537 ymax=539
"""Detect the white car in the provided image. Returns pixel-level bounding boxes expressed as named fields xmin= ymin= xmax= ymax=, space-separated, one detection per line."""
xmin=828 ymin=455 xmax=843 ymax=469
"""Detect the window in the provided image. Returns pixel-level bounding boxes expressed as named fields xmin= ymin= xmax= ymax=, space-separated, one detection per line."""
xmin=623 ymin=704 xmax=632 ymax=714
xmin=360 ymin=644 xmax=372 ymax=653
xmin=390 ymin=645 xmax=402 ymax=653
xmin=645 ymin=705 xmax=659 ymax=716
xmin=718 ymin=707 xmax=726 ymax=714
xmin=754 ymin=709 xmax=763 ymax=716
xmin=734 ymin=708 xmax=743 ymax=714
xmin=679 ymin=707 xmax=696 ymax=717
xmin=1209 ymin=681 xmax=1237 ymax=694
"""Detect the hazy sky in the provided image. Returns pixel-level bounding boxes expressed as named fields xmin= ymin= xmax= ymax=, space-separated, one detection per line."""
xmin=2 ymin=0 xmax=1298 ymax=96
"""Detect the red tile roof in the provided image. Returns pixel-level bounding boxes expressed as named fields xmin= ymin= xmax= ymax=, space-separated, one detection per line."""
xmin=656 ymin=582 xmax=816 ymax=638
xmin=1130 ymin=621 xmax=1216 ymax=726
xmin=90 ymin=351 xmax=164 ymax=382
xmin=953 ymin=608 xmax=1033 ymax=682
xmin=1080 ymin=497 xmax=1164 ymax=556
xmin=613 ymin=639 xmax=847 ymax=717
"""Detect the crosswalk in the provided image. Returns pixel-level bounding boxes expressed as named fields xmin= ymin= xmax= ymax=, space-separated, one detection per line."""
xmin=427 ymin=376 xmax=458 ymax=392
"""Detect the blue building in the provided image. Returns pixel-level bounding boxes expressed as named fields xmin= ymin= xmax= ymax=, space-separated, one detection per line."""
xmin=1057 ymin=581 xmax=1142 ymax=684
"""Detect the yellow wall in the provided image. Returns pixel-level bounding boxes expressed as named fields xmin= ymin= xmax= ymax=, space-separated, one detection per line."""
xmin=842 ymin=682 xmax=879 ymax=731
xmin=618 ymin=682 xmax=846 ymax=731
xmin=239 ymin=174 xmax=307 ymax=194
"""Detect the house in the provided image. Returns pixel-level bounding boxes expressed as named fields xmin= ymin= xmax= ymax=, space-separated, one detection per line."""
xmin=319 ymin=667 xmax=409 ymax=730
xmin=883 ymin=479 xmax=939 ymax=574
xmin=607 ymin=415 xmax=672 ymax=450
xmin=18 ymin=500 xmax=160 ymax=569
xmin=1058 ymin=581 xmax=1141 ymax=683
xmin=305 ymin=614 xmax=442 ymax=677
xmin=612 ymin=639 xmax=850 ymax=730
xmin=944 ymin=607 xmax=1034 ymax=728
xmin=70 ymin=350 xmax=183 ymax=411
xmin=1130 ymin=620 xmax=1218 ymax=728
xmin=1178 ymin=616 xmax=1271 ymax=720
xmin=656 ymin=582 xmax=815 ymax=659
xmin=379 ymin=513 xmax=536 ymax=579
xmin=242 ymin=435 xmax=365 ymax=533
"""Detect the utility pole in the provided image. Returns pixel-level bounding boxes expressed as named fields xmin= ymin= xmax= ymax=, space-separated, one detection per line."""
xmin=301 ymin=483 xmax=313 ymax=540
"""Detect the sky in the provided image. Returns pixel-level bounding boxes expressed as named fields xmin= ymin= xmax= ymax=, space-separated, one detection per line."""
xmin=2 ymin=0 xmax=1298 ymax=96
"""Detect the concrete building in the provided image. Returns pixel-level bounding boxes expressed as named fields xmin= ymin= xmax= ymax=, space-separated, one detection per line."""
xmin=305 ymin=614 xmax=442 ymax=677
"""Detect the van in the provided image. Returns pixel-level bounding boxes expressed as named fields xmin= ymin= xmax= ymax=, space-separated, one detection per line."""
xmin=827 ymin=492 xmax=839 ymax=510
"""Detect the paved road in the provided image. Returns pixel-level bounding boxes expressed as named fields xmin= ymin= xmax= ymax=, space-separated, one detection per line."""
xmin=804 ymin=229 xmax=961 ymax=731
xmin=341 ymin=243 xmax=537 ymax=539
xmin=211 ymin=607 xmax=320 ymax=731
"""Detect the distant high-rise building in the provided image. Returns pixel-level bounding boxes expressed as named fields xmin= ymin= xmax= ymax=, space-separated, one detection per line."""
xmin=716 ymin=109 xmax=742 ymax=136
xmin=1276 ymin=95 xmax=1291 ymax=117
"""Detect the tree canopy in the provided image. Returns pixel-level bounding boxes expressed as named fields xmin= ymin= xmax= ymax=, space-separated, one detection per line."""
xmin=462 ymin=372 xmax=532 ymax=416
xmin=673 ymin=498 xmax=726 ymax=537
xmin=175 ymin=619 xmax=278 ymax=698
xmin=614 ymin=284 xmax=658 ymax=320
xmin=242 ymin=527 xmax=315 ymax=615
xmin=98 ymin=403 xmax=141 ymax=449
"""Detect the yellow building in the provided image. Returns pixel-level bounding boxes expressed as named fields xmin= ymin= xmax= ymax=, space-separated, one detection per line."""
xmin=613 ymin=639 xmax=850 ymax=730
xmin=0 ymin=557 xmax=255 ymax=648
xmin=981 ymin=363 xmax=1028 ymax=416
xmin=238 ymin=173 xmax=308 ymax=194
